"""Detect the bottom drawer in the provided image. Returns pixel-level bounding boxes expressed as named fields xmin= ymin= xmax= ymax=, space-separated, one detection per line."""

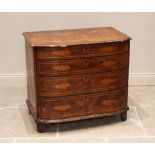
xmin=38 ymin=88 xmax=127 ymax=120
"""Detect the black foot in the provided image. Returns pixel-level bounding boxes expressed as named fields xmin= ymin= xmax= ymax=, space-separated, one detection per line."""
xmin=127 ymin=106 xmax=129 ymax=110
xmin=120 ymin=111 xmax=127 ymax=121
xmin=37 ymin=123 xmax=47 ymax=133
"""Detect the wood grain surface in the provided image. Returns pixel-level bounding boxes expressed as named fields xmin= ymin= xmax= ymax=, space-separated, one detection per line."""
xmin=38 ymin=88 xmax=127 ymax=120
xmin=23 ymin=27 xmax=131 ymax=47
xmin=24 ymin=27 xmax=130 ymax=132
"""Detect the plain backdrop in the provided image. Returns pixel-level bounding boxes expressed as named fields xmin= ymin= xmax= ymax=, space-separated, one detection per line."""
xmin=0 ymin=12 xmax=154 ymax=76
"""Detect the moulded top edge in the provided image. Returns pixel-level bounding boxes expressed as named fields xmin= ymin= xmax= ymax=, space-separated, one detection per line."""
xmin=23 ymin=27 xmax=131 ymax=47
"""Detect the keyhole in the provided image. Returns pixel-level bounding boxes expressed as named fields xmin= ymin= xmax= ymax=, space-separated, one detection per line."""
xmin=85 ymin=60 xmax=89 ymax=65
xmin=85 ymin=96 xmax=88 ymax=101
xmin=85 ymin=47 xmax=88 ymax=52
xmin=84 ymin=76 xmax=88 ymax=81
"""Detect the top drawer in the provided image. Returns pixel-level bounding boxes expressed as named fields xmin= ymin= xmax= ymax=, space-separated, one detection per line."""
xmin=35 ymin=41 xmax=129 ymax=60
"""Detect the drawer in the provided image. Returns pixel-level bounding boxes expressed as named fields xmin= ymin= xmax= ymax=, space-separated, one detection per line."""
xmin=37 ymin=53 xmax=129 ymax=76
xmin=37 ymin=70 xmax=128 ymax=97
xmin=87 ymin=42 xmax=129 ymax=57
xmin=35 ymin=41 xmax=129 ymax=60
xmin=38 ymin=88 xmax=127 ymax=120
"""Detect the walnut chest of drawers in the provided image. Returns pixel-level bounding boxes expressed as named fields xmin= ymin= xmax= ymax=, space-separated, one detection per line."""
xmin=23 ymin=27 xmax=131 ymax=132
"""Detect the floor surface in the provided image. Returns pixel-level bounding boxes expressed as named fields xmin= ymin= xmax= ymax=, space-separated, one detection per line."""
xmin=0 ymin=85 xmax=155 ymax=143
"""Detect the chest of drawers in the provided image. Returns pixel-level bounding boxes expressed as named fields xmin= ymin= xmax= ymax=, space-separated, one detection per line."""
xmin=23 ymin=27 xmax=131 ymax=132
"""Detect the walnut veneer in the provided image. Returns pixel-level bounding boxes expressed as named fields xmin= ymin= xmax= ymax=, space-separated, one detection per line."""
xmin=23 ymin=27 xmax=131 ymax=132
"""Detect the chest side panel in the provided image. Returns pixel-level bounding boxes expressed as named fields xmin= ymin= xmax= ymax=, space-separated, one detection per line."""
xmin=25 ymin=43 xmax=37 ymax=119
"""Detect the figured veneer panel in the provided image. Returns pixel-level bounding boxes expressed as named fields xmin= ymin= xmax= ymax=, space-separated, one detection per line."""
xmin=35 ymin=41 xmax=128 ymax=60
xmin=37 ymin=71 xmax=128 ymax=97
xmin=37 ymin=53 xmax=129 ymax=76
xmin=39 ymin=88 xmax=127 ymax=120
xmin=25 ymin=44 xmax=37 ymax=119
xmin=23 ymin=27 xmax=131 ymax=132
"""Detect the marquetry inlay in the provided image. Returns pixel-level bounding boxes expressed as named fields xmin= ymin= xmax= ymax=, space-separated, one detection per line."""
xmin=24 ymin=27 xmax=130 ymax=132
xmin=101 ymin=99 xmax=113 ymax=106
xmin=53 ymin=65 xmax=70 ymax=71
xmin=55 ymin=83 xmax=70 ymax=90
xmin=101 ymin=79 xmax=112 ymax=84
xmin=53 ymin=104 xmax=71 ymax=111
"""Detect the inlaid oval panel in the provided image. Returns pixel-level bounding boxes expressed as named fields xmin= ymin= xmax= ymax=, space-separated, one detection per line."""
xmin=37 ymin=53 xmax=129 ymax=76
xmin=53 ymin=104 xmax=71 ymax=112
xmin=37 ymin=70 xmax=128 ymax=97
xmin=38 ymin=88 xmax=127 ymax=120
xmin=54 ymin=83 xmax=70 ymax=90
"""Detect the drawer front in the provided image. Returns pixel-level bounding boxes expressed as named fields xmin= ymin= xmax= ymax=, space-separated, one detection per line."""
xmin=87 ymin=42 xmax=129 ymax=57
xmin=35 ymin=42 xmax=129 ymax=60
xmin=37 ymin=53 xmax=129 ymax=76
xmin=37 ymin=71 xmax=128 ymax=97
xmin=39 ymin=88 xmax=127 ymax=119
